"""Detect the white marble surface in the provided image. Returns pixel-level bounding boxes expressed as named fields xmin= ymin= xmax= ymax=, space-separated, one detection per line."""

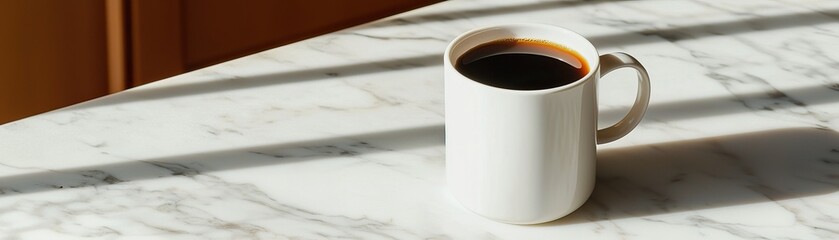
xmin=2 ymin=0 xmax=839 ymax=239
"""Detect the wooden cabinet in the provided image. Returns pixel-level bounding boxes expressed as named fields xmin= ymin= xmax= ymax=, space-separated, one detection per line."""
xmin=0 ymin=0 xmax=439 ymax=124
xmin=0 ymin=0 xmax=110 ymax=123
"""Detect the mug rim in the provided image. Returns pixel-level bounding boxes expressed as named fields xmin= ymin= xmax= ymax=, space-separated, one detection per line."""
xmin=445 ymin=23 xmax=600 ymax=95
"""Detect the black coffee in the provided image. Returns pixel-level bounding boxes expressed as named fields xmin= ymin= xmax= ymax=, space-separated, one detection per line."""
xmin=455 ymin=38 xmax=589 ymax=90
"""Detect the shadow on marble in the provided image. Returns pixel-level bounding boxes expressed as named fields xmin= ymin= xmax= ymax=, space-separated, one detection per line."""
xmin=59 ymin=54 xmax=443 ymax=111
xmin=601 ymin=84 xmax=839 ymax=123
xmin=58 ymin=8 xmax=839 ymax=112
xmin=0 ymin=125 xmax=443 ymax=197
xmin=589 ymin=8 xmax=839 ymax=47
xmin=374 ymin=0 xmax=837 ymax=48
xmin=541 ymin=127 xmax=839 ymax=226
xmin=366 ymin=0 xmax=631 ymax=29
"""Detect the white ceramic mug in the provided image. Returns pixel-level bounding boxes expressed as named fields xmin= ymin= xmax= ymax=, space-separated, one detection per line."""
xmin=444 ymin=23 xmax=651 ymax=224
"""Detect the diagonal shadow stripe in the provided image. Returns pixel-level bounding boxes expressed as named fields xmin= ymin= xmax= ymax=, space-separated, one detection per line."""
xmin=0 ymin=125 xmax=444 ymax=197
xmin=366 ymin=0 xmax=633 ymax=29
xmin=600 ymin=84 xmax=839 ymax=123
xmin=57 ymin=7 xmax=837 ymax=110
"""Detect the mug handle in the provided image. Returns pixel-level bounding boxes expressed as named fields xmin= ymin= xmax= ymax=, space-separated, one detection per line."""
xmin=596 ymin=52 xmax=651 ymax=144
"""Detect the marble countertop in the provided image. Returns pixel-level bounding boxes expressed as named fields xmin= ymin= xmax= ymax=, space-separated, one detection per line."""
xmin=2 ymin=0 xmax=839 ymax=239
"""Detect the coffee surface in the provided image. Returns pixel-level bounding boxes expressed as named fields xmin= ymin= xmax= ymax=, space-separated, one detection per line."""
xmin=455 ymin=39 xmax=589 ymax=90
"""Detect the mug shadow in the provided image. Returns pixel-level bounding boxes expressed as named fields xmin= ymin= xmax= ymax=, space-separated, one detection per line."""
xmin=541 ymin=127 xmax=839 ymax=226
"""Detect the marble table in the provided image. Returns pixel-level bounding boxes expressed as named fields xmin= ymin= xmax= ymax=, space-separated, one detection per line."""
xmin=2 ymin=0 xmax=838 ymax=239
